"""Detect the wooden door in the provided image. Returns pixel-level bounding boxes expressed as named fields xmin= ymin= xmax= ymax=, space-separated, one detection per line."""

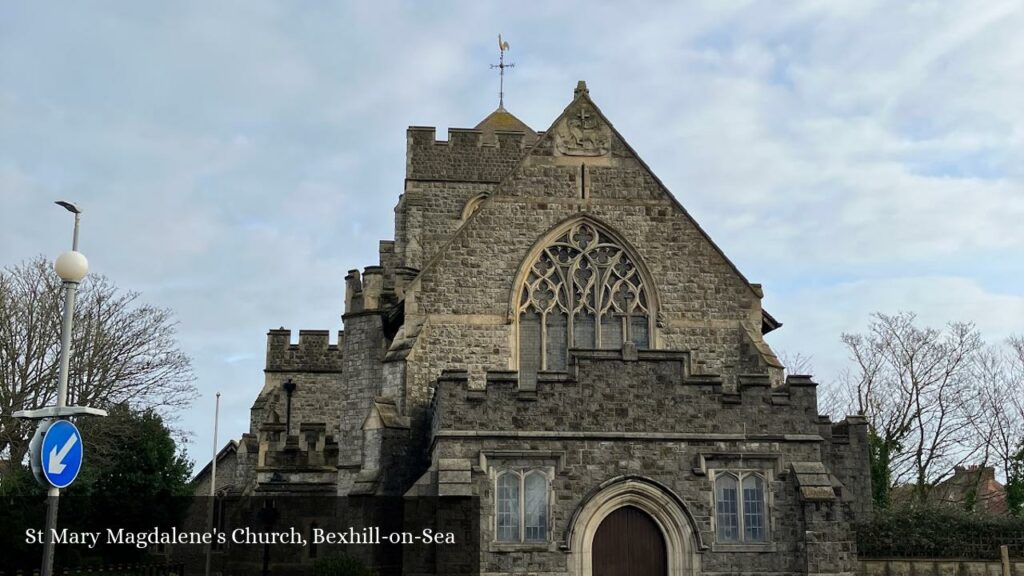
xmin=592 ymin=506 xmax=667 ymax=576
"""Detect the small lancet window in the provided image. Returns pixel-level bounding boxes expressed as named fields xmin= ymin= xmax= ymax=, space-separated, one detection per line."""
xmin=715 ymin=473 xmax=739 ymax=542
xmin=743 ymin=475 xmax=766 ymax=542
xmin=496 ymin=472 xmax=521 ymax=542
xmin=524 ymin=472 xmax=548 ymax=541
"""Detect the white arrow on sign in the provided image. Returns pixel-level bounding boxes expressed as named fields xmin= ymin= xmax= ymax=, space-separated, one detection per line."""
xmin=47 ymin=433 xmax=78 ymax=475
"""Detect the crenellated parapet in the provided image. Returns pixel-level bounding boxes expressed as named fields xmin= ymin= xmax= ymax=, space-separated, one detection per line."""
xmin=344 ymin=266 xmax=397 ymax=316
xmin=253 ymin=419 xmax=339 ymax=488
xmin=430 ymin=350 xmax=824 ymax=440
xmin=820 ymin=412 xmax=873 ymax=518
xmin=406 ymin=126 xmax=532 ymax=182
xmin=265 ymin=328 xmax=344 ymax=373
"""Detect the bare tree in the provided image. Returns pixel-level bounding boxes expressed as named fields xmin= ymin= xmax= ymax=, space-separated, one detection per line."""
xmin=0 ymin=256 xmax=195 ymax=464
xmin=841 ymin=312 xmax=984 ymax=499
xmin=778 ymin=350 xmax=845 ymax=420
xmin=779 ymin=350 xmax=814 ymax=378
xmin=975 ymin=338 xmax=1024 ymax=479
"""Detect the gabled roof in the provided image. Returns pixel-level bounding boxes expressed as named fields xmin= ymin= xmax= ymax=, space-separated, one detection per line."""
xmin=191 ymin=439 xmax=238 ymax=484
xmin=413 ymin=81 xmax=778 ymax=327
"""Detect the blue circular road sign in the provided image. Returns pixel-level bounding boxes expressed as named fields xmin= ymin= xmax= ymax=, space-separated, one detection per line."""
xmin=40 ymin=420 xmax=83 ymax=489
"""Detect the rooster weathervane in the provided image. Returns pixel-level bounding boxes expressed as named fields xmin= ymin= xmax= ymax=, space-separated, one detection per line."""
xmin=490 ymin=34 xmax=514 ymax=108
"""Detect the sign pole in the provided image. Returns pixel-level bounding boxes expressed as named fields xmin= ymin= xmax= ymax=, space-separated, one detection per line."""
xmin=40 ymin=216 xmax=82 ymax=576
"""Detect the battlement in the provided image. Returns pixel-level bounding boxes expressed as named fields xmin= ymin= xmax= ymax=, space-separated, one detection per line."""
xmin=408 ymin=126 xmax=531 ymax=149
xmin=431 ymin=350 xmax=823 ymax=438
xmin=827 ymin=414 xmax=869 ymax=445
xmin=406 ymin=126 xmax=531 ymax=182
xmin=265 ymin=328 xmax=344 ymax=372
xmin=345 ymin=265 xmax=397 ymax=316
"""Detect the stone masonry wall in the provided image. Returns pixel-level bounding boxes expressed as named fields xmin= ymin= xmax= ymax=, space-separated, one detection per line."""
xmin=258 ymin=329 xmax=345 ymax=438
xmin=429 ymin=356 xmax=840 ymax=576
xmin=396 ymin=180 xmax=495 ymax=270
xmin=266 ymin=328 xmax=344 ymax=373
xmin=860 ymin=558 xmax=1024 ymax=576
xmin=433 ymin=352 xmax=821 ymax=446
xmin=822 ymin=415 xmax=874 ymax=521
xmin=337 ymin=312 xmax=385 ymax=494
xmin=400 ymin=136 xmax=774 ymax=440
xmin=406 ymin=127 xmax=530 ymax=183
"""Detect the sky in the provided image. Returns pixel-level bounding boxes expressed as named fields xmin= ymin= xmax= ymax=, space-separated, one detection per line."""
xmin=1 ymin=1 xmax=1022 ymax=466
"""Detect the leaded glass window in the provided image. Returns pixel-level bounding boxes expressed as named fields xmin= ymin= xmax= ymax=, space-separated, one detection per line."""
xmin=496 ymin=472 xmax=520 ymax=542
xmin=517 ymin=222 xmax=652 ymax=374
xmin=743 ymin=475 xmax=766 ymax=542
xmin=494 ymin=469 xmax=551 ymax=544
xmin=715 ymin=473 xmax=739 ymax=542
xmin=524 ymin=472 xmax=548 ymax=541
xmin=715 ymin=472 xmax=769 ymax=544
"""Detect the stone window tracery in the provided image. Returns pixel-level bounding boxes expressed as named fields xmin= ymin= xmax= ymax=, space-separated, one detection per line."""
xmin=517 ymin=222 xmax=652 ymax=376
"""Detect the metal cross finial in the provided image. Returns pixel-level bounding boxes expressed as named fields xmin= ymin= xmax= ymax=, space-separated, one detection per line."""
xmin=490 ymin=34 xmax=515 ymax=108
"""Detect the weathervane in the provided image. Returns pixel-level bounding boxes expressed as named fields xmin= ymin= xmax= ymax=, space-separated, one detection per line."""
xmin=490 ymin=34 xmax=514 ymax=108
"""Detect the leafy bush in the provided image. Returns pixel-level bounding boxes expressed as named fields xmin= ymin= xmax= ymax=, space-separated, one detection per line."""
xmin=856 ymin=504 xmax=1024 ymax=559
xmin=310 ymin=554 xmax=374 ymax=576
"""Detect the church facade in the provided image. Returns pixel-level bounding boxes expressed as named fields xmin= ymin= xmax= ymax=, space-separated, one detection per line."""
xmin=206 ymin=81 xmax=872 ymax=576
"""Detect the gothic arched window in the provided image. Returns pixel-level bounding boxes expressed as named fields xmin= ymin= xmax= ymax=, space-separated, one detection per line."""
xmin=714 ymin=471 xmax=769 ymax=544
xmin=494 ymin=469 xmax=551 ymax=544
xmin=516 ymin=221 xmax=653 ymax=382
xmin=496 ymin=471 xmax=521 ymax=542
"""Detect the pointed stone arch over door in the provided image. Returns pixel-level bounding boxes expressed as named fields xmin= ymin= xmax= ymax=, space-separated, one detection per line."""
xmin=511 ymin=217 xmax=659 ymax=385
xmin=565 ymin=476 xmax=702 ymax=576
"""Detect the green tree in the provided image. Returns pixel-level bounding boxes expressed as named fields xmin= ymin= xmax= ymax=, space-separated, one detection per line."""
xmin=1007 ymin=444 xmax=1024 ymax=517
xmin=0 ymin=405 xmax=193 ymax=570
xmin=868 ymin=428 xmax=896 ymax=510
xmin=64 ymin=405 xmax=193 ymax=565
xmin=0 ymin=462 xmax=47 ymax=569
xmin=0 ymin=256 xmax=195 ymax=465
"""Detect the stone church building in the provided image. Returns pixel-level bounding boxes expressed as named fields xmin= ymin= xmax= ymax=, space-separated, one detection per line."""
xmin=197 ymin=81 xmax=872 ymax=576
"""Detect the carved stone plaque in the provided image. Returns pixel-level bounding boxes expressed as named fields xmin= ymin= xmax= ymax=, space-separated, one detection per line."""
xmin=554 ymin=106 xmax=610 ymax=156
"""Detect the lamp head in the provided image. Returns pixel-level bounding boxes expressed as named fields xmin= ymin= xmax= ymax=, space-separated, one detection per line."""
xmin=55 ymin=201 xmax=82 ymax=214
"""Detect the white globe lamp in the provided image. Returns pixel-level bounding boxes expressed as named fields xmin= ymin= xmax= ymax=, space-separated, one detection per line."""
xmin=54 ymin=251 xmax=89 ymax=283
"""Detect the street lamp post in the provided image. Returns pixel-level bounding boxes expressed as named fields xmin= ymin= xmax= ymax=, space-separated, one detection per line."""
xmin=42 ymin=201 xmax=88 ymax=576
xmin=13 ymin=201 xmax=107 ymax=576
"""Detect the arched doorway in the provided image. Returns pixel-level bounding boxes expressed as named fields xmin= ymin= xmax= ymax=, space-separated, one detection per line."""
xmin=566 ymin=476 xmax=701 ymax=576
xmin=593 ymin=506 xmax=667 ymax=576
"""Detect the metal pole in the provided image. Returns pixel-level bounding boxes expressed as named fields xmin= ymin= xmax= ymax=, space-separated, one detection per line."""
xmin=71 ymin=213 xmax=80 ymax=252
xmin=204 ymin=393 xmax=220 ymax=576
xmin=41 ymin=274 xmax=80 ymax=576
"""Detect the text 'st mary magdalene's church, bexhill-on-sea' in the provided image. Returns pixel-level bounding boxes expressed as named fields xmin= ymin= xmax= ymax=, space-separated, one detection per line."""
xmin=191 ymin=70 xmax=873 ymax=576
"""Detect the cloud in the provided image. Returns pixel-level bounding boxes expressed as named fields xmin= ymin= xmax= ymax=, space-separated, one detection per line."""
xmin=766 ymin=275 xmax=1024 ymax=389
xmin=1 ymin=0 xmax=1020 ymax=464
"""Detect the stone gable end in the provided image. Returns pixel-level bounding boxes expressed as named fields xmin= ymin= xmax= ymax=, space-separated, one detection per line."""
xmin=403 ymin=84 xmax=776 ymax=396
